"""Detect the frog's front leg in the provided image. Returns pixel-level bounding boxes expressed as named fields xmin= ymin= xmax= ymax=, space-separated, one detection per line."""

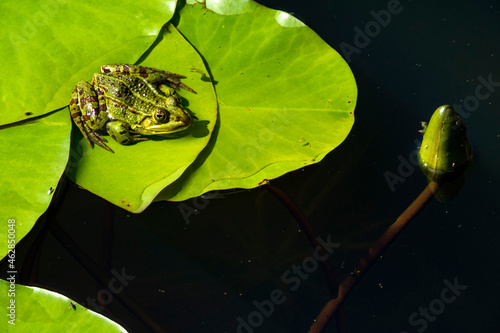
xmin=69 ymin=81 xmax=114 ymax=153
xmin=106 ymin=121 xmax=149 ymax=145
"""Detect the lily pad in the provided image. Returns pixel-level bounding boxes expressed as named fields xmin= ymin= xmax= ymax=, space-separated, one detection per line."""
xmin=0 ymin=110 xmax=70 ymax=260
xmin=0 ymin=0 xmax=178 ymax=126
xmin=0 ymin=280 xmax=127 ymax=332
xmin=66 ymin=25 xmax=217 ymax=213
xmin=157 ymin=0 xmax=357 ymax=201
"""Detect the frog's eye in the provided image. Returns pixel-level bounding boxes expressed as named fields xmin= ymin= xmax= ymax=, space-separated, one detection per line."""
xmin=153 ymin=110 xmax=169 ymax=123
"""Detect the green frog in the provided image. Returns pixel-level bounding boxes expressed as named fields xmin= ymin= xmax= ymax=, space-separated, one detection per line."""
xmin=69 ymin=64 xmax=195 ymax=153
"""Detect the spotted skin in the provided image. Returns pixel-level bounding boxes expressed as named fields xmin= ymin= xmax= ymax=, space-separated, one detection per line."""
xmin=69 ymin=64 xmax=195 ymax=153
xmin=70 ymin=81 xmax=111 ymax=152
xmin=101 ymin=64 xmax=196 ymax=93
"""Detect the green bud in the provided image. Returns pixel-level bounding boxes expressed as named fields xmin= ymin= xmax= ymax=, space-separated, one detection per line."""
xmin=418 ymin=105 xmax=472 ymax=183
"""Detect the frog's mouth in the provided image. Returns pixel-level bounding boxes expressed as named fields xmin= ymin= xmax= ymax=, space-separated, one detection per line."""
xmin=133 ymin=116 xmax=191 ymax=135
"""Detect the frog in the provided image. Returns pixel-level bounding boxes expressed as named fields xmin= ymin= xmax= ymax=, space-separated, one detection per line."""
xmin=69 ymin=64 xmax=196 ymax=153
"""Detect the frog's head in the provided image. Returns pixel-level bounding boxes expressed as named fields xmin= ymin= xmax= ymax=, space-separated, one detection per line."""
xmin=132 ymin=105 xmax=192 ymax=135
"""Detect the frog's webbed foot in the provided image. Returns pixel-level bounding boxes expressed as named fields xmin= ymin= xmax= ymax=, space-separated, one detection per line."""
xmin=81 ymin=122 xmax=115 ymax=153
xmin=130 ymin=134 xmax=149 ymax=142
xmin=157 ymin=73 xmax=197 ymax=94
xmin=136 ymin=71 xmax=197 ymax=94
xmin=69 ymin=83 xmax=115 ymax=153
xmin=110 ymin=132 xmax=149 ymax=145
xmin=106 ymin=121 xmax=149 ymax=146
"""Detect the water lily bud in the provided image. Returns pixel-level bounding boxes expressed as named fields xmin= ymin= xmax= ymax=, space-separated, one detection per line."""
xmin=418 ymin=105 xmax=472 ymax=183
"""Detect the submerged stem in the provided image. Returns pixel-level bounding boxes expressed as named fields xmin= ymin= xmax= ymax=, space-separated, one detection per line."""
xmin=308 ymin=181 xmax=440 ymax=333
xmin=264 ymin=183 xmax=346 ymax=332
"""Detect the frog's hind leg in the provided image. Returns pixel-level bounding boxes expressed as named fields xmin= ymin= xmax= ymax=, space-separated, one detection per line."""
xmin=144 ymin=72 xmax=197 ymax=94
xmin=101 ymin=64 xmax=196 ymax=94
xmin=141 ymin=72 xmax=196 ymax=94
xmin=69 ymin=81 xmax=114 ymax=153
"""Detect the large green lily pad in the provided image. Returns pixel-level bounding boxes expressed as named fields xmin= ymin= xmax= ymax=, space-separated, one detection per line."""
xmin=0 ymin=280 xmax=127 ymax=332
xmin=156 ymin=0 xmax=357 ymax=201
xmin=0 ymin=0 xmax=177 ymax=126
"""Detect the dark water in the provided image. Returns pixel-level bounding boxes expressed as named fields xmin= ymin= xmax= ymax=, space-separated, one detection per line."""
xmin=5 ymin=0 xmax=499 ymax=332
